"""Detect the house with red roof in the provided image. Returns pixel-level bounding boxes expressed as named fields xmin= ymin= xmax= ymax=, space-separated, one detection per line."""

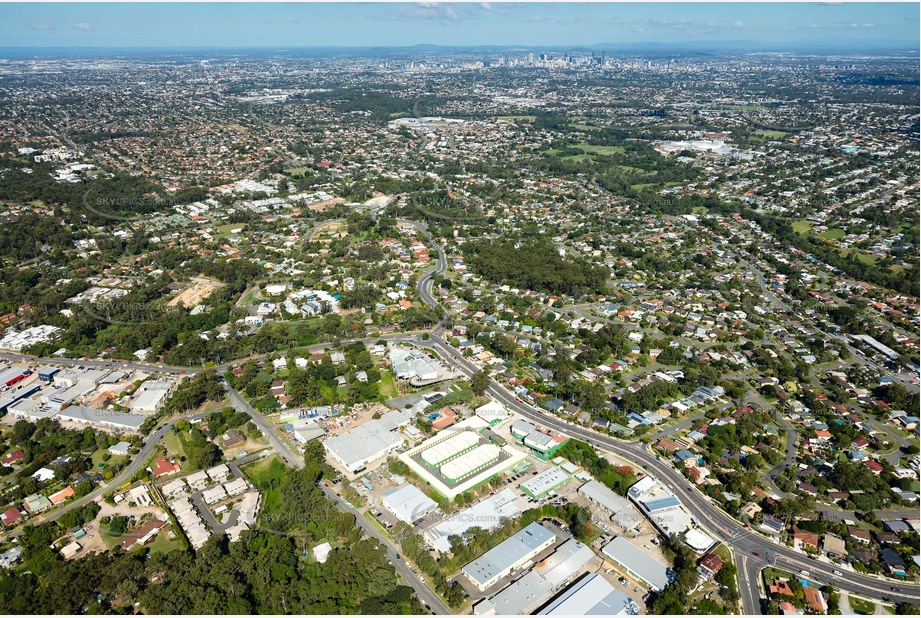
xmin=1 ymin=449 xmax=24 ymax=466
xmin=865 ymin=460 xmax=884 ymax=475
xmin=1 ymin=507 xmax=21 ymax=527
xmin=151 ymin=457 xmax=181 ymax=477
xmin=803 ymin=587 xmax=827 ymax=614
xmin=698 ymin=553 xmax=724 ymax=578
xmin=49 ymin=486 xmax=75 ymax=505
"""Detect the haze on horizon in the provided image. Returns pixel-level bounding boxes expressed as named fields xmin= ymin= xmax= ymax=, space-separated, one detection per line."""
xmin=0 ymin=2 xmax=918 ymax=51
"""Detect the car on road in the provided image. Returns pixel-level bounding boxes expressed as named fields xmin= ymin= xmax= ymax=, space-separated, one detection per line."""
xmin=752 ymin=552 xmax=760 ymax=557
xmin=800 ymin=570 xmax=809 ymax=576
xmin=396 ymin=554 xmax=401 ymax=560
xmin=833 ymin=570 xmax=842 ymax=576
xmin=890 ymin=587 xmax=900 ymax=592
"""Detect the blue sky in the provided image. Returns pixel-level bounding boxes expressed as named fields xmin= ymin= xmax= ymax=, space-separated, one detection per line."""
xmin=0 ymin=2 xmax=917 ymax=49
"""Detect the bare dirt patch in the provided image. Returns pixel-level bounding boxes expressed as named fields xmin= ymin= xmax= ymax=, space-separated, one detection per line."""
xmin=167 ymin=275 xmax=225 ymax=308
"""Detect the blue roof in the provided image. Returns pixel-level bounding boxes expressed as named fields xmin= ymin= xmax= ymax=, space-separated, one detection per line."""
xmin=643 ymin=496 xmax=681 ymax=511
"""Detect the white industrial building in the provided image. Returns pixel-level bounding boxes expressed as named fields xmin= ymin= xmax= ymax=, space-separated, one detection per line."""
xmin=323 ymin=409 xmax=412 ymax=474
xmin=424 ymin=489 xmax=522 ymax=553
xmin=130 ymin=380 xmax=173 ymax=414
xmin=382 ymin=483 xmax=438 ymax=524
xmin=462 ymin=522 xmax=557 ymax=591
xmin=578 ymin=480 xmax=643 ymax=532
xmin=602 ymin=536 xmax=673 ymax=591
xmin=473 ymin=539 xmax=596 ymax=615
xmin=56 ymin=406 xmax=146 ymax=432
xmin=536 ymin=572 xmax=640 ymax=615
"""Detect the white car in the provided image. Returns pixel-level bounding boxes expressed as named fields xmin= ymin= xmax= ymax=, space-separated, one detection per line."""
xmin=833 ymin=570 xmax=843 ymax=576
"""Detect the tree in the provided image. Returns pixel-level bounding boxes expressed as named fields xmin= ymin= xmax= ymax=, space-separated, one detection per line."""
xmin=471 ymin=368 xmax=491 ymax=396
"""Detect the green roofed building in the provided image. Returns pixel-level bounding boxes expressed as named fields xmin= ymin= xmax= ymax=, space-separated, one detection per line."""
xmin=521 ymin=467 xmax=570 ymax=499
xmin=510 ymin=420 xmax=569 ymax=461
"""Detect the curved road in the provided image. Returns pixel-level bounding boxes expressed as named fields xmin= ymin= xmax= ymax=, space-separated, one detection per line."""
xmin=423 ymin=332 xmax=920 ymax=613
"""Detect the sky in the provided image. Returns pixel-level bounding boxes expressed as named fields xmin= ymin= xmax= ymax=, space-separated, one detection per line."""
xmin=0 ymin=2 xmax=917 ymax=50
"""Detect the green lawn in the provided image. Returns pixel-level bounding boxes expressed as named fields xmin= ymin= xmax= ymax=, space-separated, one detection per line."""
xmin=838 ymin=249 xmax=878 ymax=266
xmin=146 ymin=529 xmax=183 ymax=555
xmin=755 ymin=129 xmax=789 ymax=139
xmin=849 ymin=598 xmax=876 ymax=615
xmin=631 ymin=183 xmax=657 ymax=191
xmin=568 ymin=123 xmax=601 ymax=131
xmin=243 ymin=455 xmax=287 ymax=515
xmin=90 ymin=448 xmax=128 ymax=471
xmin=818 ymin=228 xmax=846 ymax=240
xmin=495 ymin=115 xmax=536 ymax=121
xmin=162 ymin=431 xmax=190 ymax=469
xmin=378 ymin=371 xmax=399 ymax=400
xmin=792 ymin=220 xmax=813 ymax=234
xmin=575 ymin=143 xmax=625 ymax=156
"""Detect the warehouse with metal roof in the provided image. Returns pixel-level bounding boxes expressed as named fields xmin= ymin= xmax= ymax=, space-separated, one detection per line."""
xmin=382 ymin=483 xmax=438 ymax=524
xmin=424 ymin=488 xmax=522 ymax=552
xmin=462 ymin=522 xmax=557 ymax=591
xmin=578 ymin=479 xmax=632 ymax=513
xmin=536 ymin=572 xmax=639 ymax=615
xmin=601 ymin=536 xmax=673 ymax=591
xmin=440 ymin=444 xmax=502 ymax=483
xmin=521 ymin=467 xmax=569 ymax=499
xmin=323 ymin=410 xmax=412 ymax=474
xmin=421 ymin=430 xmax=481 ymax=467
xmin=473 ymin=539 xmax=596 ymax=615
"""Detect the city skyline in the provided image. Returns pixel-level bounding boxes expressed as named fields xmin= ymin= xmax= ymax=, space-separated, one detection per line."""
xmin=0 ymin=2 xmax=918 ymax=51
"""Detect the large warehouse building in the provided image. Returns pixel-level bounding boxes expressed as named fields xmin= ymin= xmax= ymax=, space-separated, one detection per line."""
xmin=382 ymin=484 xmax=438 ymax=524
xmin=421 ymin=430 xmax=481 ymax=467
xmin=462 ymin=522 xmax=556 ymax=591
xmin=440 ymin=444 xmax=502 ymax=483
xmin=424 ymin=489 xmax=522 ymax=552
xmin=521 ymin=467 xmax=569 ymax=499
xmin=536 ymin=572 xmax=640 ymax=615
xmin=323 ymin=409 xmax=412 ymax=474
xmin=578 ymin=480 xmax=643 ymax=532
xmin=398 ymin=417 xmax=528 ymax=500
xmin=602 ymin=536 xmax=673 ymax=591
xmin=473 ymin=539 xmax=596 ymax=615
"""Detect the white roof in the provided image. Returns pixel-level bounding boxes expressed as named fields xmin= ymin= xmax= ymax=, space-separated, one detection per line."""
xmin=201 ymin=485 xmax=227 ymax=504
xmin=323 ymin=410 xmax=411 ymax=470
xmin=474 ymin=400 xmax=508 ymax=419
xmin=186 ymin=470 xmax=209 ymax=486
xmin=206 ymin=464 xmax=230 ymax=479
xmin=440 ymin=444 xmax=501 ymax=481
xmin=161 ymin=478 xmax=187 ymax=496
xmin=578 ymin=479 xmax=634 ymax=514
xmin=684 ymin=528 xmax=715 ymax=551
xmin=382 ymin=484 xmax=438 ymax=523
xmin=602 ymin=536 xmax=671 ymax=590
xmin=425 ymin=489 xmax=522 ymax=552
xmin=224 ymin=477 xmax=248 ymax=495
xmin=462 ymin=522 xmax=556 ymax=588
xmin=313 ymin=541 xmax=333 ymax=563
xmin=521 ymin=467 xmax=569 ymax=497
xmin=537 ymin=572 xmax=638 ymax=615
xmin=421 ymin=430 xmax=480 ymax=466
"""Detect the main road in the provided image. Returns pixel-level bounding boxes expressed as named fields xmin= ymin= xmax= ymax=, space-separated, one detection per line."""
xmin=321 ymin=485 xmax=452 ymax=615
xmin=423 ymin=332 xmax=920 ymax=613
